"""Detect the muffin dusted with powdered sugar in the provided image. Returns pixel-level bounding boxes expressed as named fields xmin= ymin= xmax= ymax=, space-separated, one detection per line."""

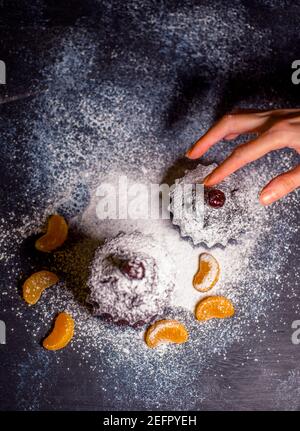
xmin=170 ymin=163 xmax=265 ymax=247
xmin=87 ymin=232 xmax=175 ymax=327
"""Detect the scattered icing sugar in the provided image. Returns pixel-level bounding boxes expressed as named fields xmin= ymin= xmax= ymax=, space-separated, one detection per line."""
xmin=2 ymin=142 xmax=299 ymax=410
xmin=1 ymin=8 xmax=300 ymax=409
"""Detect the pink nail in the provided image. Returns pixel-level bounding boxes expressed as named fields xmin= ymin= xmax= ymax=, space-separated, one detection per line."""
xmin=260 ymin=190 xmax=277 ymax=205
xmin=203 ymin=174 xmax=212 ymax=185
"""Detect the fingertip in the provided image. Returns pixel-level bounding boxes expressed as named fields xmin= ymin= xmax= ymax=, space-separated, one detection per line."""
xmin=185 ymin=149 xmax=194 ymax=159
xmin=185 ymin=149 xmax=200 ymax=159
xmin=203 ymin=174 xmax=212 ymax=186
xmin=259 ymin=196 xmax=270 ymax=206
xmin=259 ymin=189 xmax=278 ymax=206
xmin=186 ymin=137 xmax=209 ymax=159
xmin=203 ymin=173 xmax=219 ymax=186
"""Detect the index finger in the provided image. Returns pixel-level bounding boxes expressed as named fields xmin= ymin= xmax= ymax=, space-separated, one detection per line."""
xmin=204 ymin=132 xmax=285 ymax=186
xmin=186 ymin=112 xmax=269 ymax=159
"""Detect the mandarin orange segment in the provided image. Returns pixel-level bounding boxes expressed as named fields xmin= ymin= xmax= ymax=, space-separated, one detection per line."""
xmin=43 ymin=312 xmax=74 ymax=351
xmin=35 ymin=214 xmax=68 ymax=252
xmin=145 ymin=319 xmax=189 ymax=349
xmin=195 ymin=296 xmax=235 ymax=321
xmin=193 ymin=252 xmax=220 ymax=292
xmin=22 ymin=270 xmax=59 ymax=305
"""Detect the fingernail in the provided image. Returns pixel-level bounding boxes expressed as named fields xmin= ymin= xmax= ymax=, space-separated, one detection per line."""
xmin=259 ymin=189 xmax=277 ymax=205
xmin=185 ymin=149 xmax=194 ymax=158
xmin=203 ymin=174 xmax=212 ymax=186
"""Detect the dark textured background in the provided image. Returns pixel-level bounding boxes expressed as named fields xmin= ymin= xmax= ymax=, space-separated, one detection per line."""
xmin=0 ymin=0 xmax=300 ymax=411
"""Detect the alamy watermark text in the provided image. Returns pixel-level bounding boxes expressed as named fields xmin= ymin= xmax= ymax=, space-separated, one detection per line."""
xmin=0 ymin=60 xmax=6 ymax=84
xmin=291 ymin=60 xmax=300 ymax=85
xmin=0 ymin=320 xmax=6 ymax=344
xmin=291 ymin=320 xmax=300 ymax=345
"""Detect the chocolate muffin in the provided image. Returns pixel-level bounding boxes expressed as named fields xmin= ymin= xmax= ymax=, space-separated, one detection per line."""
xmin=87 ymin=232 xmax=175 ymax=327
xmin=170 ymin=163 xmax=264 ymax=247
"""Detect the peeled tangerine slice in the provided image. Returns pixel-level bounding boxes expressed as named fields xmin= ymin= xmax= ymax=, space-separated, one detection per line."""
xmin=23 ymin=271 xmax=59 ymax=305
xmin=195 ymin=296 xmax=235 ymax=321
xmin=145 ymin=319 xmax=189 ymax=349
xmin=35 ymin=214 xmax=68 ymax=252
xmin=193 ymin=252 xmax=220 ymax=292
xmin=43 ymin=312 xmax=74 ymax=351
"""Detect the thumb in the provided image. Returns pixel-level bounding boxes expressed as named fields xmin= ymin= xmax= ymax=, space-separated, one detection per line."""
xmin=259 ymin=165 xmax=300 ymax=206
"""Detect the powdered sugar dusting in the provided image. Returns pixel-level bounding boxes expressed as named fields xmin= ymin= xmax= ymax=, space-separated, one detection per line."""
xmin=171 ymin=162 xmax=266 ymax=247
xmin=1 ymin=3 xmax=300 ymax=409
xmin=2 ymin=130 xmax=299 ymax=410
xmin=87 ymin=231 xmax=175 ymax=325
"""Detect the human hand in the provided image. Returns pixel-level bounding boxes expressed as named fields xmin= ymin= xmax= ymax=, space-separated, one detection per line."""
xmin=186 ymin=109 xmax=300 ymax=205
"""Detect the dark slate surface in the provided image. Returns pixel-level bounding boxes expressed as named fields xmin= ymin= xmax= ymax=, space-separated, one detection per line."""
xmin=0 ymin=0 xmax=300 ymax=411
